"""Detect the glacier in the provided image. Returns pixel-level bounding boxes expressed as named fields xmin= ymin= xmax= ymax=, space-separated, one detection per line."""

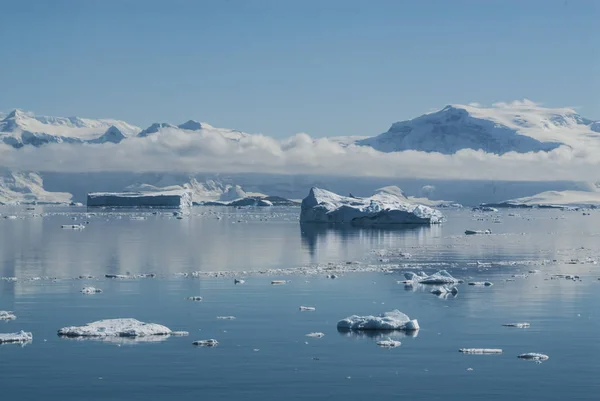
xmin=484 ymin=190 xmax=600 ymax=209
xmin=300 ymin=187 xmax=443 ymax=225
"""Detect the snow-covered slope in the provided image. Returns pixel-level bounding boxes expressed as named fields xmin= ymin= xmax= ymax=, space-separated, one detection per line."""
xmin=489 ymin=190 xmax=600 ymax=208
xmin=356 ymin=100 xmax=598 ymax=154
xmin=0 ymin=170 xmax=72 ymax=204
xmin=0 ymin=109 xmax=140 ymax=147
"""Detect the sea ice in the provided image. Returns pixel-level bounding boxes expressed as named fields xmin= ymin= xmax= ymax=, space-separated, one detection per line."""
xmin=193 ymin=339 xmax=219 ymax=346
xmin=57 ymin=318 xmax=174 ymax=338
xmin=0 ymin=331 xmax=33 ymax=344
xmin=0 ymin=311 xmax=16 ymax=320
xmin=337 ymin=310 xmax=419 ymax=331
xmin=81 ymin=287 xmax=102 ymax=294
xmin=459 ymin=348 xmax=503 ymax=354
xmin=518 ymin=353 xmax=549 ymax=361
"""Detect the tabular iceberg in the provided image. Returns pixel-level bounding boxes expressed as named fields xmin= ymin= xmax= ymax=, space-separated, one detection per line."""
xmin=0 ymin=331 xmax=32 ymax=344
xmin=337 ymin=310 xmax=419 ymax=331
xmin=87 ymin=190 xmax=192 ymax=208
xmin=300 ymin=187 xmax=443 ymax=225
xmin=57 ymin=318 xmax=174 ymax=338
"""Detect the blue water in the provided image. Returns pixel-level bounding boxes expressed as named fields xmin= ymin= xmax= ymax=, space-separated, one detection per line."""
xmin=1 ymin=206 xmax=599 ymax=400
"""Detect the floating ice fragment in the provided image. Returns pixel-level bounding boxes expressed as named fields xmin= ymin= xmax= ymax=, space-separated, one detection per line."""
xmin=0 ymin=311 xmax=16 ymax=320
xmin=376 ymin=338 xmax=402 ymax=348
xmin=234 ymin=279 xmax=245 ymax=284
xmin=459 ymin=348 xmax=503 ymax=354
xmin=518 ymin=353 xmax=549 ymax=361
xmin=337 ymin=310 xmax=419 ymax=331
xmin=193 ymin=339 xmax=218 ymax=346
xmin=306 ymin=332 xmax=325 ymax=338
xmin=405 ymin=270 xmax=460 ymax=285
xmin=0 ymin=330 xmax=32 ymax=344
xmin=81 ymin=287 xmax=102 ymax=294
xmin=58 ymin=318 xmax=174 ymax=338
xmin=468 ymin=282 xmax=494 ymax=286
xmin=503 ymin=323 xmax=530 ymax=328
xmin=271 ymin=280 xmax=287 ymax=285
xmin=465 ymin=229 xmax=492 ymax=235
xmin=216 ymin=316 xmax=236 ymax=320
xmin=326 ymin=274 xmax=338 ymax=279
xmin=61 ymin=224 xmax=85 ymax=229
xmin=299 ymin=306 xmax=316 ymax=311
xmin=430 ymin=286 xmax=459 ymax=296
xmin=105 ymin=274 xmax=129 ymax=279
xmin=171 ymin=331 xmax=189 ymax=336
xmin=187 ymin=296 xmax=203 ymax=301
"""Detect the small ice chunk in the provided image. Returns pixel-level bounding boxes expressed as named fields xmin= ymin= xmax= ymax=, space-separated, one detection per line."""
xmin=337 ymin=310 xmax=419 ymax=331
xmin=81 ymin=287 xmax=102 ymax=294
xmin=193 ymin=339 xmax=219 ymax=346
xmin=105 ymin=274 xmax=128 ymax=279
xmin=0 ymin=330 xmax=33 ymax=344
xmin=459 ymin=348 xmax=503 ymax=354
xmin=503 ymin=323 xmax=530 ymax=328
xmin=216 ymin=316 xmax=236 ymax=320
xmin=187 ymin=296 xmax=203 ymax=301
xmin=171 ymin=331 xmax=189 ymax=336
xmin=465 ymin=229 xmax=492 ymax=235
xmin=406 ymin=270 xmax=460 ymax=285
xmin=61 ymin=224 xmax=85 ymax=229
xmin=58 ymin=318 xmax=173 ymax=338
xmin=518 ymin=353 xmax=549 ymax=361
xmin=271 ymin=280 xmax=287 ymax=285
xmin=234 ymin=279 xmax=245 ymax=284
xmin=306 ymin=332 xmax=325 ymax=338
xmin=326 ymin=274 xmax=338 ymax=279
xmin=468 ymin=282 xmax=494 ymax=287
xmin=376 ymin=338 xmax=402 ymax=348
xmin=299 ymin=306 xmax=316 ymax=311
xmin=0 ymin=311 xmax=16 ymax=320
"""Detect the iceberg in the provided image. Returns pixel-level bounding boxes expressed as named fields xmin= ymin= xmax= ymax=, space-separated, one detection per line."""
xmin=306 ymin=332 xmax=325 ymax=338
xmin=87 ymin=190 xmax=192 ymax=208
xmin=404 ymin=270 xmax=461 ymax=285
xmin=518 ymin=353 xmax=549 ymax=361
xmin=0 ymin=311 xmax=16 ymax=320
xmin=300 ymin=187 xmax=444 ymax=225
xmin=0 ymin=331 xmax=33 ymax=344
xmin=57 ymin=318 xmax=174 ymax=338
xmin=193 ymin=339 xmax=219 ymax=346
xmin=81 ymin=287 xmax=102 ymax=294
xmin=337 ymin=310 xmax=419 ymax=331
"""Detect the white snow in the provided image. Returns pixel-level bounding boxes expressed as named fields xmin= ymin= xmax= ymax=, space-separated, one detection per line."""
xmin=337 ymin=310 xmax=420 ymax=331
xmin=459 ymin=348 xmax=503 ymax=354
xmin=81 ymin=287 xmax=102 ymax=294
xmin=300 ymin=187 xmax=444 ymax=225
xmin=356 ymin=100 xmax=597 ymax=155
xmin=87 ymin=190 xmax=192 ymax=208
xmin=518 ymin=353 xmax=549 ymax=361
xmin=57 ymin=318 xmax=174 ymax=338
xmin=0 ymin=330 xmax=33 ymax=344
xmin=0 ymin=311 xmax=16 ymax=320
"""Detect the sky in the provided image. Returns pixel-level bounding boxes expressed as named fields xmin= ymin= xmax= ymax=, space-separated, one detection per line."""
xmin=0 ymin=0 xmax=598 ymax=138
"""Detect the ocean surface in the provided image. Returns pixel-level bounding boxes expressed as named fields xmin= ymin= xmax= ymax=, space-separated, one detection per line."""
xmin=1 ymin=206 xmax=599 ymax=400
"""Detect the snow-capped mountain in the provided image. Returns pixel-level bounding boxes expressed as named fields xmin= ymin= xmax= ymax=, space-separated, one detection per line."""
xmin=0 ymin=109 xmax=140 ymax=148
xmin=356 ymin=100 xmax=599 ymax=154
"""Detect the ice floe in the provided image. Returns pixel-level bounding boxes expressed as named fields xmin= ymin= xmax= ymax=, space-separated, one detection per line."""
xmin=0 ymin=330 xmax=33 ymax=344
xmin=465 ymin=229 xmax=492 ymax=235
xmin=81 ymin=287 xmax=102 ymax=294
xmin=216 ymin=316 xmax=236 ymax=320
xmin=306 ymin=332 xmax=325 ymax=338
xmin=193 ymin=339 xmax=219 ymax=346
xmin=299 ymin=306 xmax=316 ymax=311
xmin=271 ymin=280 xmax=287 ymax=285
xmin=61 ymin=224 xmax=85 ymax=229
xmin=0 ymin=311 xmax=16 ymax=320
xmin=300 ymin=187 xmax=444 ymax=225
xmin=376 ymin=338 xmax=402 ymax=348
xmin=337 ymin=310 xmax=419 ymax=331
xmin=187 ymin=296 xmax=203 ymax=301
xmin=503 ymin=323 xmax=530 ymax=328
xmin=57 ymin=318 xmax=175 ymax=338
xmin=459 ymin=348 xmax=503 ymax=354
xmin=468 ymin=281 xmax=494 ymax=286
xmin=518 ymin=353 xmax=549 ymax=361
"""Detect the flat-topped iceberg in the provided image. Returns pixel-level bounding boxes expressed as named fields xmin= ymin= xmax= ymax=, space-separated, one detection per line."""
xmin=57 ymin=318 xmax=174 ymax=338
xmin=87 ymin=190 xmax=192 ymax=208
xmin=300 ymin=187 xmax=444 ymax=225
xmin=337 ymin=310 xmax=419 ymax=331
xmin=0 ymin=330 xmax=32 ymax=344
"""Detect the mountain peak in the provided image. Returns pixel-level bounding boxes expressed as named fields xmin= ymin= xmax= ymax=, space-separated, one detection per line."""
xmin=137 ymin=122 xmax=176 ymax=137
xmin=4 ymin=109 xmax=27 ymax=120
xmin=178 ymin=120 xmax=203 ymax=131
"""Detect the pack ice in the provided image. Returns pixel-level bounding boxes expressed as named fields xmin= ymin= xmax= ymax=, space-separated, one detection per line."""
xmin=300 ymin=187 xmax=444 ymax=225
xmin=0 ymin=330 xmax=32 ymax=344
xmin=337 ymin=310 xmax=419 ymax=331
xmin=57 ymin=318 xmax=175 ymax=338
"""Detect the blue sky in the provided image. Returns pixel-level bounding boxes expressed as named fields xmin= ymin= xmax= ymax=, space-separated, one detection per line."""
xmin=0 ymin=0 xmax=598 ymax=137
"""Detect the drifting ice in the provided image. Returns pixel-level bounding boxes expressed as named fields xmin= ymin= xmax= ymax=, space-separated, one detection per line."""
xmin=57 ymin=318 xmax=174 ymax=338
xmin=405 ymin=270 xmax=461 ymax=285
xmin=0 ymin=331 xmax=33 ymax=344
xmin=306 ymin=332 xmax=325 ymax=338
xmin=0 ymin=311 xmax=16 ymax=320
xmin=81 ymin=287 xmax=102 ymax=294
xmin=518 ymin=353 xmax=549 ymax=361
xmin=503 ymin=323 xmax=530 ymax=328
xmin=465 ymin=229 xmax=492 ymax=235
xmin=337 ymin=310 xmax=419 ymax=331
xmin=299 ymin=306 xmax=316 ymax=311
xmin=459 ymin=348 xmax=503 ymax=354
xmin=468 ymin=282 xmax=494 ymax=287
xmin=61 ymin=224 xmax=85 ymax=229
xmin=376 ymin=338 xmax=402 ymax=348
xmin=193 ymin=339 xmax=219 ymax=346
xmin=300 ymin=187 xmax=444 ymax=225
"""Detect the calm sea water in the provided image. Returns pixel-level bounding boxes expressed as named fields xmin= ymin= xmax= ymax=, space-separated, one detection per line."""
xmin=1 ymin=206 xmax=599 ymax=401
